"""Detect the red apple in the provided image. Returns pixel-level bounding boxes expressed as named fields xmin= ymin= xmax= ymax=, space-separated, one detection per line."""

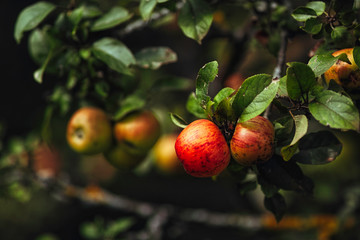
xmin=114 ymin=110 xmax=161 ymax=155
xmin=230 ymin=115 xmax=274 ymax=166
xmin=67 ymin=107 xmax=112 ymax=155
xmin=175 ymin=119 xmax=230 ymax=177
xmin=324 ymin=48 xmax=360 ymax=89
xmin=153 ymin=133 xmax=183 ymax=174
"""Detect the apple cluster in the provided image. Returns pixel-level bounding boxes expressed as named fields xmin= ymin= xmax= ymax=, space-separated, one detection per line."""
xmin=66 ymin=107 xmax=161 ymax=170
xmin=175 ymin=115 xmax=275 ymax=178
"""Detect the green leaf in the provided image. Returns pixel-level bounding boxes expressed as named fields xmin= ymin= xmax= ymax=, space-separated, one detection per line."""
xmin=140 ymin=0 xmax=157 ymax=20
xmin=232 ymin=74 xmax=279 ymax=122
xmin=353 ymin=46 xmax=360 ymax=68
xmin=331 ymin=26 xmax=348 ymax=40
xmin=292 ymin=131 xmax=342 ymax=164
xmin=277 ymin=76 xmax=288 ymax=97
xmin=291 ymin=7 xmax=317 ymax=22
xmin=178 ymin=0 xmax=213 ymax=44
xmin=91 ymin=6 xmax=132 ymax=31
xmin=135 ymin=47 xmax=177 ymax=69
xmin=170 ymin=113 xmax=188 ymax=129
xmin=213 ymin=97 xmax=237 ymax=124
xmin=104 ymin=218 xmax=134 ymax=237
xmin=274 ymin=115 xmax=294 ymax=144
xmin=81 ymin=5 xmax=103 ymax=18
xmin=213 ymin=87 xmax=235 ymax=109
xmin=186 ymin=93 xmax=207 ymax=118
xmin=14 ymin=1 xmax=56 ymax=43
xmin=238 ymin=181 xmax=257 ymax=195
xmin=92 ymin=37 xmax=135 ymax=75
xmin=306 ymin=1 xmax=326 ymax=16
xmin=195 ymin=61 xmax=218 ymax=109
xmin=309 ymin=89 xmax=359 ymax=131
xmin=28 ymin=28 xmax=54 ymax=65
xmin=308 ymin=52 xmax=340 ymax=77
xmin=280 ymin=143 xmax=299 ymax=162
xmin=301 ymin=17 xmax=323 ymax=34
xmin=264 ymin=193 xmax=287 ymax=222
xmin=285 ymin=115 xmax=308 ymax=146
xmin=258 ymin=156 xmax=313 ymax=194
xmin=280 ymin=115 xmax=308 ymax=161
xmin=286 ymin=62 xmax=316 ymax=101
xmin=257 ymin=175 xmax=279 ymax=198
xmin=114 ymin=95 xmax=146 ymax=120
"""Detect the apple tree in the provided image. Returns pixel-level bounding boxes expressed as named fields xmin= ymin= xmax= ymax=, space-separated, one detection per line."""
xmin=1 ymin=0 xmax=360 ymax=239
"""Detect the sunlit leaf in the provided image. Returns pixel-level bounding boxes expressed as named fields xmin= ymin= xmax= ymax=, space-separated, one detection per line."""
xmin=280 ymin=115 xmax=308 ymax=161
xmin=232 ymin=74 xmax=279 ymax=122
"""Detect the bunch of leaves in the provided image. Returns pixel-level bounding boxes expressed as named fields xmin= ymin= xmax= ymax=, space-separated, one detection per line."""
xmin=292 ymin=0 xmax=360 ymax=47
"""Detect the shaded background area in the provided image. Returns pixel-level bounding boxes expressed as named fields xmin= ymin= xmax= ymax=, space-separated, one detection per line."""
xmin=1 ymin=1 xmax=360 ymax=240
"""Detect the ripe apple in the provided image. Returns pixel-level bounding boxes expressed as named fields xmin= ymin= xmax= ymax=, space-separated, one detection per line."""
xmin=67 ymin=107 xmax=112 ymax=155
xmin=175 ymin=119 xmax=230 ymax=178
xmin=103 ymin=143 xmax=146 ymax=170
xmin=153 ymin=133 xmax=183 ymax=174
xmin=324 ymin=48 xmax=360 ymax=89
xmin=114 ymin=110 xmax=161 ymax=155
xmin=230 ymin=115 xmax=275 ymax=166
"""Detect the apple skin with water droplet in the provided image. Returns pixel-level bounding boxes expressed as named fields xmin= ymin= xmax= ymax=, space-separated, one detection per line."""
xmin=66 ymin=107 xmax=112 ymax=155
xmin=175 ymin=119 xmax=230 ymax=178
xmin=230 ymin=116 xmax=275 ymax=166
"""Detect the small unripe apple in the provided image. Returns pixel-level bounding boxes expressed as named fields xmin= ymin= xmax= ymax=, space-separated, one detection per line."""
xmin=67 ymin=107 xmax=112 ymax=155
xmin=103 ymin=143 xmax=146 ymax=170
xmin=175 ymin=119 xmax=230 ymax=178
xmin=153 ymin=134 xmax=183 ymax=174
xmin=114 ymin=110 xmax=161 ymax=155
xmin=230 ymin=115 xmax=274 ymax=166
xmin=324 ymin=48 xmax=360 ymax=89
